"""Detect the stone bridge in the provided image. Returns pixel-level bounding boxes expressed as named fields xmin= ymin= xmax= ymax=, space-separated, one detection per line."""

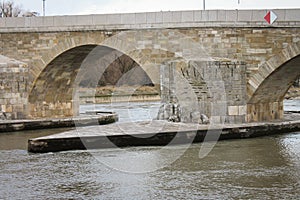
xmin=0 ymin=9 xmax=299 ymax=123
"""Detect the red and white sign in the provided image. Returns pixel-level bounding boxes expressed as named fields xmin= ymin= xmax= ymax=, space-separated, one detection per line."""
xmin=264 ymin=11 xmax=278 ymax=25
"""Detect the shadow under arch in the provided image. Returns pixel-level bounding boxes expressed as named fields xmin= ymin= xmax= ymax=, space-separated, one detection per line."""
xmin=247 ymin=41 xmax=300 ymax=122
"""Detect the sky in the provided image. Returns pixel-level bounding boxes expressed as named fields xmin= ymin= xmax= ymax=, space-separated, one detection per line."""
xmin=13 ymin=0 xmax=300 ymax=16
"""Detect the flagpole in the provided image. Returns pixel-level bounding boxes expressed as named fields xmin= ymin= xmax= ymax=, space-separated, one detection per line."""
xmin=203 ymin=0 xmax=205 ymax=10
xmin=43 ymin=0 xmax=46 ymax=16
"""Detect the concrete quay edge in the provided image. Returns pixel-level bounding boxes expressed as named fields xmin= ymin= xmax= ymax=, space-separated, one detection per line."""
xmin=28 ymin=119 xmax=300 ymax=153
xmin=0 ymin=113 xmax=118 ymax=133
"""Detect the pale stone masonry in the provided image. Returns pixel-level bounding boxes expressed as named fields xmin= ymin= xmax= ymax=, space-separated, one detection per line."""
xmin=0 ymin=9 xmax=299 ymax=122
xmin=158 ymin=60 xmax=247 ymax=123
xmin=0 ymin=55 xmax=28 ymax=119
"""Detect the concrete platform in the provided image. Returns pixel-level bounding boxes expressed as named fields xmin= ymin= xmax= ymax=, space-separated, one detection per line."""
xmin=0 ymin=112 xmax=118 ymax=132
xmin=28 ymin=119 xmax=300 ymax=153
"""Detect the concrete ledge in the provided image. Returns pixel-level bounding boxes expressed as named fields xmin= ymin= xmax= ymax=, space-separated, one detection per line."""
xmin=0 ymin=113 xmax=118 ymax=132
xmin=28 ymin=119 xmax=300 ymax=153
xmin=1 ymin=9 xmax=300 ymax=33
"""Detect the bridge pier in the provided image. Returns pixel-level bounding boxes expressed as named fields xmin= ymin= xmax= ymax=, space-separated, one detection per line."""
xmin=157 ymin=59 xmax=248 ymax=124
xmin=0 ymin=56 xmax=29 ymax=120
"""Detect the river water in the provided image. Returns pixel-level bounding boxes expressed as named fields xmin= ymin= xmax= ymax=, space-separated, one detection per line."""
xmin=1 ymin=101 xmax=300 ymax=199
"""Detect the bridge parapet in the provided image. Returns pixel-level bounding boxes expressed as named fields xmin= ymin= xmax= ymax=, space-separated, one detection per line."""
xmin=0 ymin=9 xmax=300 ymax=33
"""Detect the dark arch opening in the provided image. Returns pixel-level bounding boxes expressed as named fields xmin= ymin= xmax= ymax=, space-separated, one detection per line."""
xmin=247 ymin=55 xmax=300 ymax=122
xmin=28 ymin=45 xmax=158 ymax=119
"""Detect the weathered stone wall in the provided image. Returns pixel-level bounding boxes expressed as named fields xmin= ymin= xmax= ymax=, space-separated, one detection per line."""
xmin=0 ymin=10 xmax=299 ymax=121
xmin=0 ymin=28 xmax=299 ymax=90
xmin=247 ymin=52 xmax=300 ymax=122
xmin=0 ymin=55 xmax=28 ymax=120
xmin=158 ymin=60 xmax=247 ymax=124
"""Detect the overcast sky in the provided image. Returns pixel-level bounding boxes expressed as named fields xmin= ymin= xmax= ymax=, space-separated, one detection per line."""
xmin=14 ymin=0 xmax=300 ymax=16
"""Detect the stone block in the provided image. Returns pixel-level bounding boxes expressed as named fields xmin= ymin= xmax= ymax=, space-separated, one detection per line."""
xmin=239 ymin=105 xmax=247 ymax=115
xmin=182 ymin=11 xmax=194 ymax=22
xmin=64 ymin=16 xmax=78 ymax=26
xmin=172 ymin=12 xmax=182 ymax=23
xmin=228 ymin=106 xmax=239 ymax=116
xmin=14 ymin=17 xmax=26 ymax=27
xmin=217 ymin=10 xmax=227 ymax=21
xmin=194 ymin=11 xmax=202 ymax=21
xmin=238 ymin=10 xmax=253 ymax=21
xmin=76 ymin=15 xmax=94 ymax=26
xmin=1 ymin=105 xmax=6 ymax=112
xmin=4 ymin=17 xmax=18 ymax=28
xmin=226 ymin=116 xmax=236 ymax=124
xmin=203 ymin=14 xmax=213 ymax=23
xmin=30 ymin=17 xmax=47 ymax=27
xmin=234 ymin=115 xmax=246 ymax=123
xmin=106 ymin=14 xmax=122 ymax=24
xmin=163 ymin=12 xmax=173 ymax=23
xmin=0 ymin=18 xmax=4 ymax=27
xmin=203 ymin=10 xmax=216 ymax=21
xmin=155 ymin=12 xmax=163 ymax=23
xmin=251 ymin=10 xmax=267 ymax=22
xmin=211 ymin=102 xmax=227 ymax=116
xmin=135 ymin=13 xmax=147 ymax=24
xmin=53 ymin=16 xmax=67 ymax=27
xmin=225 ymin=10 xmax=237 ymax=21
xmin=190 ymin=111 xmax=201 ymax=123
xmin=283 ymin=9 xmax=300 ymax=21
xmin=210 ymin=116 xmax=221 ymax=124
xmin=145 ymin=12 xmax=156 ymax=24
xmin=93 ymin=14 xmax=108 ymax=25
xmin=6 ymin=105 xmax=13 ymax=113
xmin=41 ymin=16 xmax=54 ymax=27
xmin=121 ymin=13 xmax=135 ymax=24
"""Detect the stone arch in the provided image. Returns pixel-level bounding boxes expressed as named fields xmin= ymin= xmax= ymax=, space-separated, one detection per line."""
xmin=29 ymin=34 xmax=107 ymax=89
xmin=28 ymin=44 xmax=163 ymax=118
xmin=247 ymin=41 xmax=300 ymax=122
xmin=30 ymin=30 xmax=210 ymax=90
xmin=27 ymin=30 xmax=210 ymax=119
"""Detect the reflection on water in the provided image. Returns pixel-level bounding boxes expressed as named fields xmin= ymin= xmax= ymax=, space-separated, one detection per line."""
xmin=1 ymin=135 xmax=300 ymax=199
xmin=0 ymin=101 xmax=300 ymax=199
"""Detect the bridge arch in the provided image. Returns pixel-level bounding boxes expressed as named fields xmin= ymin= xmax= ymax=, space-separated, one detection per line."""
xmin=28 ymin=30 xmax=211 ymax=118
xmin=30 ymin=30 xmax=210 ymax=90
xmin=28 ymin=44 xmax=164 ymax=118
xmin=247 ymin=41 xmax=300 ymax=122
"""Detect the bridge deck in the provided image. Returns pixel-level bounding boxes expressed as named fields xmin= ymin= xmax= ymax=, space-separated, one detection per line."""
xmin=28 ymin=114 xmax=300 ymax=153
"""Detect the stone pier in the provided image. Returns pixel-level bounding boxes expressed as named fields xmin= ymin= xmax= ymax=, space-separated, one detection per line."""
xmin=0 ymin=55 xmax=29 ymax=120
xmin=158 ymin=60 xmax=247 ymax=124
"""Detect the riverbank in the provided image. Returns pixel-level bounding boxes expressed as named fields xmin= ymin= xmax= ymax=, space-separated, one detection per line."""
xmin=0 ymin=112 xmax=118 ymax=133
xmin=28 ymin=114 xmax=300 ymax=153
xmin=79 ymin=86 xmax=160 ymax=104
